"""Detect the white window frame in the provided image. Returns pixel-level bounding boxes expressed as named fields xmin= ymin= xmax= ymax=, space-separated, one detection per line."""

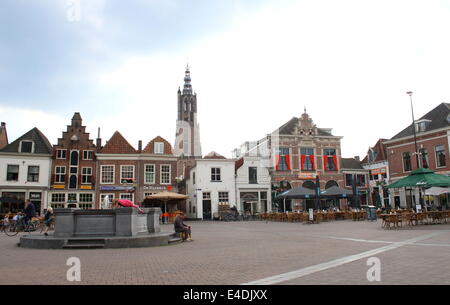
xmin=83 ymin=150 xmax=94 ymax=160
xmin=120 ymin=165 xmax=135 ymax=183
xmin=6 ymin=164 xmax=19 ymax=181
xmin=55 ymin=166 xmax=66 ymax=183
xmin=160 ymin=164 xmax=171 ymax=185
xmin=100 ymin=193 xmax=114 ymax=206
xmin=19 ymin=140 xmax=34 ymax=153
xmin=27 ymin=165 xmax=40 ymax=182
xmin=81 ymin=167 xmax=92 ymax=184
xmin=119 ymin=193 xmax=134 ymax=202
xmin=435 ymin=145 xmax=446 ymax=168
xmin=211 ymin=167 xmax=221 ymax=182
xmin=56 ymin=149 xmax=67 ymax=159
xmin=101 ymin=165 xmax=115 ymax=184
xmin=51 ymin=193 xmax=66 ymax=203
xmin=79 ymin=193 xmax=94 ymax=203
xmin=144 ymin=164 xmax=155 ymax=184
xmin=154 ymin=142 xmax=164 ymax=154
xmin=218 ymin=191 xmax=229 ymax=203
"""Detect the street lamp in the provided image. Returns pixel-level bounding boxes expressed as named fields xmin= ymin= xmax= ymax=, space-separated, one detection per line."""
xmin=406 ymin=91 xmax=420 ymax=169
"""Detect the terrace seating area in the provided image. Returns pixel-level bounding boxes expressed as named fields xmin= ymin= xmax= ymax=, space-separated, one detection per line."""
xmin=379 ymin=210 xmax=450 ymax=229
xmin=258 ymin=210 xmax=367 ymax=224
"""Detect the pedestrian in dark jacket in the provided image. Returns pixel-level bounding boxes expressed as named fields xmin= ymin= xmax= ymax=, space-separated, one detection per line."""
xmin=174 ymin=212 xmax=192 ymax=241
xmin=24 ymin=200 xmax=36 ymax=225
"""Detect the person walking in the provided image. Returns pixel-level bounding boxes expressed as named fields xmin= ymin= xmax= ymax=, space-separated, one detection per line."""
xmin=43 ymin=207 xmax=54 ymax=236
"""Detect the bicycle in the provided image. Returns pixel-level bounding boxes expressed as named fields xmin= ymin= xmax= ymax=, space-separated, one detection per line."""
xmin=4 ymin=218 xmax=41 ymax=237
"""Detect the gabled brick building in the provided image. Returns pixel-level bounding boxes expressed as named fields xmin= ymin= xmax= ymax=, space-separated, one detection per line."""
xmin=95 ymin=131 xmax=139 ymax=208
xmin=49 ymin=113 xmax=97 ymax=209
xmin=384 ymin=103 xmax=450 ymax=208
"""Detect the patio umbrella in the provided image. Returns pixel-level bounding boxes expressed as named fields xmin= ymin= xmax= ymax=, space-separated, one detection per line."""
xmin=146 ymin=191 xmax=188 ymax=214
xmin=387 ymin=168 xmax=450 ymax=189
xmin=274 ymin=186 xmax=315 ymax=200
xmin=424 ymin=187 xmax=450 ymax=196
xmin=320 ymin=186 xmax=354 ymax=198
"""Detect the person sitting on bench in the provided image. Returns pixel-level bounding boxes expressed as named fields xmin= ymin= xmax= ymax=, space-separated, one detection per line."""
xmin=174 ymin=212 xmax=192 ymax=241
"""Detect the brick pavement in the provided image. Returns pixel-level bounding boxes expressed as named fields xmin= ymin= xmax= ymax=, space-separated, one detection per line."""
xmin=1 ymin=219 xmax=450 ymax=285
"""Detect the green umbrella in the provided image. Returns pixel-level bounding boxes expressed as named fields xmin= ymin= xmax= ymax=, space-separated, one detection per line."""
xmin=387 ymin=168 xmax=450 ymax=189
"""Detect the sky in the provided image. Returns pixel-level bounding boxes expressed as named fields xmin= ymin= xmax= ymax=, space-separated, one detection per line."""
xmin=1 ymin=0 xmax=450 ymax=159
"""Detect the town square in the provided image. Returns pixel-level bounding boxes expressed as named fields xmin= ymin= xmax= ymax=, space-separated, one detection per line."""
xmin=2 ymin=0 xmax=450 ymax=295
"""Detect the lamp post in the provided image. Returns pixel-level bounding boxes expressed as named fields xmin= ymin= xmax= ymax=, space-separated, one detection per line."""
xmin=406 ymin=91 xmax=420 ymax=169
xmin=407 ymin=91 xmax=423 ymax=210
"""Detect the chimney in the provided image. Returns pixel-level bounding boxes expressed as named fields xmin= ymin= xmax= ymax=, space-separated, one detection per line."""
xmin=0 ymin=122 xmax=8 ymax=149
xmin=354 ymin=156 xmax=360 ymax=162
xmin=138 ymin=140 xmax=142 ymax=152
xmin=96 ymin=127 xmax=102 ymax=151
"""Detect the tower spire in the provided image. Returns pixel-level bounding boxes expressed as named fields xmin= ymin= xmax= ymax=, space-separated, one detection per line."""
xmin=183 ymin=64 xmax=192 ymax=95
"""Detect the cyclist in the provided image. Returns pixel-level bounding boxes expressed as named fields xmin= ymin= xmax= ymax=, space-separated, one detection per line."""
xmin=23 ymin=200 xmax=36 ymax=228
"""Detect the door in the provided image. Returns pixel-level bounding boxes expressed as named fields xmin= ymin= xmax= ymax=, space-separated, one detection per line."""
xmin=202 ymin=200 xmax=211 ymax=220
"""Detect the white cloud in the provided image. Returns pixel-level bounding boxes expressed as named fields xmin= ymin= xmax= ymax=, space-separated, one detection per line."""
xmin=6 ymin=0 xmax=450 ymax=159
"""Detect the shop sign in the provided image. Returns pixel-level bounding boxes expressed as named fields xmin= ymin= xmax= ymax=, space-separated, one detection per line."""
xmin=100 ymin=186 xmax=135 ymax=191
xmin=52 ymin=185 xmax=65 ymax=189
xmin=298 ymin=173 xmax=317 ymax=180
xmin=80 ymin=185 xmax=92 ymax=190
xmin=29 ymin=192 xmax=41 ymax=199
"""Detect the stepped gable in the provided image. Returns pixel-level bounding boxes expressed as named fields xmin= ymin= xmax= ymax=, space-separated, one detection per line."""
xmin=100 ymin=131 xmax=137 ymax=154
xmin=143 ymin=136 xmax=173 ymax=155
xmin=0 ymin=127 xmax=52 ymax=154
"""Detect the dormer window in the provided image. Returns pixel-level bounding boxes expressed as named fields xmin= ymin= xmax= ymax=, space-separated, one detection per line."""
xmin=19 ymin=141 xmax=33 ymax=153
xmin=154 ymin=142 xmax=164 ymax=154
xmin=415 ymin=120 xmax=431 ymax=133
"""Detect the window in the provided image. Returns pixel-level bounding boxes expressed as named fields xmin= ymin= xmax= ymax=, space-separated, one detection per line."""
xmin=56 ymin=149 xmax=67 ymax=159
xmin=154 ymin=142 xmax=164 ymax=154
xmin=83 ymin=150 xmax=93 ymax=160
xmin=27 ymin=166 xmax=39 ymax=182
xmin=81 ymin=167 xmax=92 ymax=184
xmin=79 ymin=204 xmax=92 ymax=210
xmin=161 ymin=165 xmax=171 ymax=184
xmin=101 ymin=165 xmax=114 ymax=184
xmin=403 ymin=152 xmax=412 ymax=172
xmin=68 ymin=193 xmax=77 ymax=202
xmin=120 ymin=193 xmax=133 ymax=201
xmin=260 ymin=191 xmax=268 ymax=213
xmin=193 ymin=172 xmax=196 ymax=185
xmin=436 ymin=145 xmax=446 ymax=167
xmin=300 ymin=148 xmax=315 ymax=171
xmin=51 ymin=193 xmax=65 ymax=203
xmin=419 ymin=149 xmax=429 ymax=168
xmin=120 ymin=165 xmax=135 ymax=183
xmin=345 ymin=174 xmax=353 ymax=187
xmin=323 ymin=149 xmax=337 ymax=171
xmin=100 ymin=194 xmax=114 ymax=206
xmin=20 ymin=141 xmax=33 ymax=153
xmin=203 ymin=192 xmax=211 ymax=200
xmin=218 ymin=192 xmax=229 ymax=203
xmin=7 ymin=165 xmax=19 ymax=181
xmin=70 ymin=151 xmax=79 ymax=166
xmin=211 ymin=168 xmax=221 ymax=182
xmin=55 ymin=166 xmax=66 ymax=183
xmin=276 ymin=147 xmax=290 ymax=171
xmin=51 ymin=203 xmax=64 ymax=209
xmin=79 ymin=193 xmax=93 ymax=203
xmin=144 ymin=164 xmax=155 ymax=184
xmin=249 ymin=167 xmax=257 ymax=184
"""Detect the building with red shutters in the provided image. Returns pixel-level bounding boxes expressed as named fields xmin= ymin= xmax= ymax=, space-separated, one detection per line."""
xmin=48 ymin=113 xmax=97 ymax=209
xmin=234 ymin=109 xmax=348 ymax=211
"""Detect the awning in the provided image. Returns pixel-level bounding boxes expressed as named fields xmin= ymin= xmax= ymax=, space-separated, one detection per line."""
xmin=275 ymin=186 xmax=315 ymax=200
xmin=320 ymin=186 xmax=354 ymax=198
xmin=145 ymin=191 xmax=188 ymax=200
xmin=387 ymin=168 xmax=450 ymax=189
xmin=424 ymin=187 xmax=450 ymax=196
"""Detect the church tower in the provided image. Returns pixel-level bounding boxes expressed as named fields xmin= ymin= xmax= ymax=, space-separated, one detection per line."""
xmin=174 ymin=65 xmax=202 ymax=157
